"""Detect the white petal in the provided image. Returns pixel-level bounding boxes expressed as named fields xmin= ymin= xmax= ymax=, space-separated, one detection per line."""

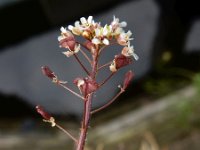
xmin=75 ymin=21 xmax=80 ymax=27
xmin=103 ymin=25 xmax=109 ymax=36
xmin=109 ymin=62 xmax=117 ymax=72
xmin=103 ymin=38 xmax=109 ymax=45
xmin=80 ymin=17 xmax=87 ymax=24
xmin=88 ymin=16 xmax=93 ymax=24
xmin=95 ymin=28 xmax=101 ymax=37
xmin=62 ymin=51 xmax=73 ymax=57
xmin=92 ymin=38 xmax=101 ymax=45
xmin=127 ymin=30 xmax=132 ymax=37
xmin=74 ymin=44 xmax=80 ymax=53
xmin=68 ymin=25 xmax=73 ymax=30
xmin=60 ymin=27 xmax=67 ymax=33
xmin=120 ymin=21 xmax=127 ymax=27
xmin=133 ymin=53 xmax=139 ymax=60
xmin=77 ymin=79 xmax=85 ymax=87
xmin=58 ymin=36 xmax=63 ymax=41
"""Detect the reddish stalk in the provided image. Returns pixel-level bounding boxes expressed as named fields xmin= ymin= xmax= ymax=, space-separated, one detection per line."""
xmin=58 ymin=83 xmax=85 ymax=100
xmin=91 ymin=88 xmax=124 ymax=114
xmin=76 ymin=52 xmax=98 ymax=150
xmin=76 ymin=94 xmax=93 ymax=150
xmin=98 ymin=61 xmax=112 ymax=71
xmin=79 ymin=49 xmax=92 ymax=65
xmin=55 ymin=124 xmax=78 ymax=143
xmin=74 ymin=54 xmax=90 ymax=75
xmin=99 ymin=73 xmax=115 ymax=87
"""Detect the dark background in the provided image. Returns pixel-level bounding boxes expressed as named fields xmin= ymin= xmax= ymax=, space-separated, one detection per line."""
xmin=0 ymin=0 xmax=200 ymax=118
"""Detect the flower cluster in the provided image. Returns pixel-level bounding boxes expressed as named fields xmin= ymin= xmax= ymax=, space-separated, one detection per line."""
xmin=58 ymin=16 xmax=138 ymax=70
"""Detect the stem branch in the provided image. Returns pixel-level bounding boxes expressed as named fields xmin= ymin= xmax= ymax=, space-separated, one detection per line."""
xmin=58 ymin=83 xmax=85 ymax=100
xmin=79 ymin=49 xmax=92 ymax=65
xmin=74 ymin=54 xmax=90 ymax=75
xmin=99 ymin=73 xmax=115 ymax=87
xmin=91 ymin=89 xmax=124 ymax=114
xmin=55 ymin=123 xmax=78 ymax=143
xmin=98 ymin=61 xmax=112 ymax=71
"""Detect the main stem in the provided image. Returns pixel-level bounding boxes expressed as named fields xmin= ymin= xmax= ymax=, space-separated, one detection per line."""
xmin=76 ymin=51 xmax=98 ymax=150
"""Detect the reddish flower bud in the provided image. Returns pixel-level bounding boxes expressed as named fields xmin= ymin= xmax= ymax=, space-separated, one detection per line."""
xmin=110 ymin=54 xmax=132 ymax=72
xmin=74 ymin=77 xmax=98 ymax=97
xmin=59 ymin=38 xmax=76 ymax=50
xmin=36 ymin=105 xmax=52 ymax=120
xmin=41 ymin=66 xmax=57 ymax=81
xmin=123 ymin=70 xmax=134 ymax=90
xmin=58 ymin=27 xmax=76 ymax=50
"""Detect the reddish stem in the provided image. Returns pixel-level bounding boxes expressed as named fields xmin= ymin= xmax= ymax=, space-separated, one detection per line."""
xmin=91 ymin=89 xmax=124 ymax=114
xmin=76 ymin=94 xmax=93 ymax=150
xmin=58 ymin=83 xmax=84 ymax=100
xmin=98 ymin=61 xmax=112 ymax=71
xmin=74 ymin=54 xmax=90 ymax=76
xmin=76 ymin=52 xmax=98 ymax=150
xmin=99 ymin=73 xmax=115 ymax=87
xmin=79 ymin=49 xmax=92 ymax=65
xmin=55 ymin=124 xmax=78 ymax=143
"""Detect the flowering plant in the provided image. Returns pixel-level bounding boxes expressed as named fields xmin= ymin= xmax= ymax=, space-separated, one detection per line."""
xmin=36 ymin=16 xmax=138 ymax=150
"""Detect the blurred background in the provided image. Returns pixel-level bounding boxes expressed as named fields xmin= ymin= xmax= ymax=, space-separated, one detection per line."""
xmin=0 ymin=0 xmax=200 ymax=149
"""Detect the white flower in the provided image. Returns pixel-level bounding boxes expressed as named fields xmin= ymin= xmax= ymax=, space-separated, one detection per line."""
xmin=117 ymin=30 xmax=133 ymax=46
xmin=111 ymin=16 xmax=127 ymax=37
xmin=80 ymin=16 xmax=94 ymax=26
xmin=121 ymin=43 xmax=139 ymax=60
xmin=111 ymin=16 xmax=127 ymax=28
xmin=102 ymin=24 xmax=111 ymax=37
xmin=62 ymin=44 xmax=80 ymax=57
xmin=91 ymin=25 xmax=111 ymax=45
xmin=67 ymin=16 xmax=95 ymax=36
xmin=58 ymin=27 xmax=74 ymax=41
xmin=68 ymin=21 xmax=83 ymax=35
xmin=60 ymin=27 xmax=67 ymax=33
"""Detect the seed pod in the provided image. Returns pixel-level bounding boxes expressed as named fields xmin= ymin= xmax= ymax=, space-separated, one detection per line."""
xmin=123 ymin=70 xmax=134 ymax=90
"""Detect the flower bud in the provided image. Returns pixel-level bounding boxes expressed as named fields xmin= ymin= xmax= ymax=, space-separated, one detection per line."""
xmin=36 ymin=105 xmax=56 ymax=127
xmin=74 ymin=77 xmax=98 ymax=97
xmin=59 ymin=38 xmax=76 ymax=50
xmin=82 ymin=31 xmax=91 ymax=40
xmin=36 ymin=105 xmax=52 ymax=120
xmin=109 ymin=54 xmax=132 ymax=72
xmin=41 ymin=66 xmax=57 ymax=81
xmin=123 ymin=70 xmax=134 ymax=90
xmin=58 ymin=27 xmax=76 ymax=50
